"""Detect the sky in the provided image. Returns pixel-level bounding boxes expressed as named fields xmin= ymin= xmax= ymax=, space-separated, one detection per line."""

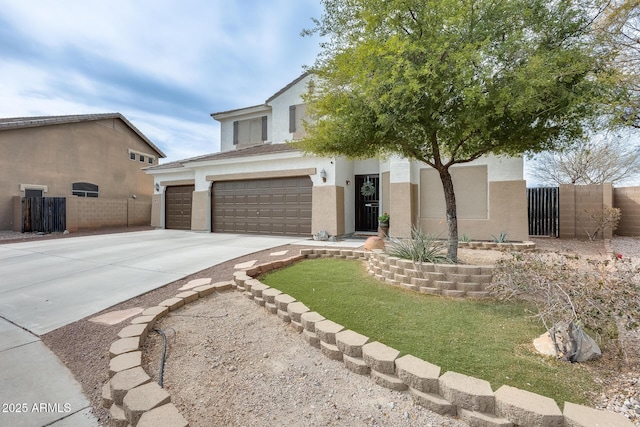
xmin=0 ymin=0 xmax=324 ymax=163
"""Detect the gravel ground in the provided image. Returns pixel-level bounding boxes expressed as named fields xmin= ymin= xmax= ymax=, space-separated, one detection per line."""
xmin=143 ymin=292 xmax=468 ymax=427
xmin=9 ymin=231 xmax=633 ymax=426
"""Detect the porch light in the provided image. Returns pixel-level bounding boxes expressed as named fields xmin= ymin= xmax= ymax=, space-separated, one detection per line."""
xmin=155 ymin=183 xmax=160 ymax=192
xmin=320 ymin=168 xmax=327 ymax=183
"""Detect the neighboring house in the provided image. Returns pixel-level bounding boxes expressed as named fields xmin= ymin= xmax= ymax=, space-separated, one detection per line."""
xmin=146 ymin=73 xmax=528 ymax=241
xmin=0 ymin=113 xmax=165 ymax=231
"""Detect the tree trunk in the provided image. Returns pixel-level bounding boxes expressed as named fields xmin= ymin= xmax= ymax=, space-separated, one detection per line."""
xmin=438 ymin=167 xmax=458 ymax=262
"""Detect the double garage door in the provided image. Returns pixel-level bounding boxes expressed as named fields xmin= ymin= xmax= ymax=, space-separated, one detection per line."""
xmin=212 ymin=177 xmax=312 ymax=236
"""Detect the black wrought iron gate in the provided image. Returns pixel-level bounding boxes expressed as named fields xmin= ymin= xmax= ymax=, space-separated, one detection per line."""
xmin=527 ymin=187 xmax=559 ymax=237
xmin=355 ymin=174 xmax=380 ymax=232
xmin=22 ymin=197 xmax=66 ymax=233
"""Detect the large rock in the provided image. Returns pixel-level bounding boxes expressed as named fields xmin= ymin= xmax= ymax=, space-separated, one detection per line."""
xmin=364 ymin=236 xmax=385 ymax=251
xmin=533 ymin=322 xmax=601 ymax=362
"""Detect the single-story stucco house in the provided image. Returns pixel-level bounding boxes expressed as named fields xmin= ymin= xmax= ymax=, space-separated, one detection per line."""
xmin=145 ymin=74 xmax=528 ymax=241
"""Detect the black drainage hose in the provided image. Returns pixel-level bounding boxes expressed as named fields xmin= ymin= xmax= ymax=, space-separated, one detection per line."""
xmin=153 ymin=328 xmax=168 ymax=388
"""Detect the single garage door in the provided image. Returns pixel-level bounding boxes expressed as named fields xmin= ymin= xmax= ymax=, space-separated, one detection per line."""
xmin=165 ymin=185 xmax=194 ymax=230
xmin=212 ymin=177 xmax=312 ymax=236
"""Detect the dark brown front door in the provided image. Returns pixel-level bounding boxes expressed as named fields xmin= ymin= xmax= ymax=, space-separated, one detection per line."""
xmin=165 ymin=185 xmax=194 ymax=230
xmin=212 ymin=177 xmax=312 ymax=236
xmin=355 ymin=174 xmax=380 ymax=232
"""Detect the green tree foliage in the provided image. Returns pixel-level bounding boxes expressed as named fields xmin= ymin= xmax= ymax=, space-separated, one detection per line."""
xmin=591 ymin=0 xmax=640 ymax=127
xmin=297 ymin=0 xmax=621 ymax=260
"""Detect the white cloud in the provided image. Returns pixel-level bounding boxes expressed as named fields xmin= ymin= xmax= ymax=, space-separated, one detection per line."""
xmin=0 ymin=0 xmax=323 ymax=163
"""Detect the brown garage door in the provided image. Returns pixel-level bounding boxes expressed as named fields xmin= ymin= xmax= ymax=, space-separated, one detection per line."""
xmin=165 ymin=185 xmax=194 ymax=230
xmin=212 ymin=177 xmax=312 ymax=236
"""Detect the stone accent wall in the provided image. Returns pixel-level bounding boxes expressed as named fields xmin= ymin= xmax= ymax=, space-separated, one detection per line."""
xmin=104 ymin=248 xmax=633 ymax=427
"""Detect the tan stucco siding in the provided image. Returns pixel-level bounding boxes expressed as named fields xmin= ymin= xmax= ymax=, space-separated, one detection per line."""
xmin=312 ymin=185 xmax=344 ymax=236
xmin=0 ymin=119 xmax=157 ymax=230
xmin=419 ymin=180 xmax=528 ymax=242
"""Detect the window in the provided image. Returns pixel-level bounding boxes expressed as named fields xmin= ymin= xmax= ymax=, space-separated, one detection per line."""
xmin=25 ymin=189 xmax=43 ymax=198
xmin=72 ymin=182 xmax=99 ymax=198
xmin=232 ymin=116 xmax=268 ymax=146
xmin=288 ymin=104 xmax=307 ymax=139
xmin=129 ymin=150 xmax=154 ymax=163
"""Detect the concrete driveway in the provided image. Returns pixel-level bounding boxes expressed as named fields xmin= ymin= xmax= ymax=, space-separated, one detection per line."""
xmin=0 ymin=229 xmax=304 ymax=426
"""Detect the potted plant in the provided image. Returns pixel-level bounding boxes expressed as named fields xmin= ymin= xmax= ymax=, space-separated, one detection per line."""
xmin=378 ymin=212 xmax=390 ymax=238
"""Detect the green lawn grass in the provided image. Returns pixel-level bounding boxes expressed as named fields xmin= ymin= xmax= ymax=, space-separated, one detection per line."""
xmin=260 ymin=258 xmax=598 ymax=407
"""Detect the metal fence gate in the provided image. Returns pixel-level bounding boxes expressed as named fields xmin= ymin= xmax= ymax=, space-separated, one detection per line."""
xmin=22 ymin=197 xmax=66 ymax=233
xmin=527 ymin=187 xmax=559 ymax=237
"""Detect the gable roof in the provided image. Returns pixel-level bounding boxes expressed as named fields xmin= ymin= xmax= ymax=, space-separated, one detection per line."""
xmin=146 ymin=143 xmax=300 ymax=171
xmin=265 ymin=72 xmax=310 ymax=103
xmin=0 ymin=113 xmax=166 ymax=157
xmin=210 ymin=73 xmax=310 ymax=119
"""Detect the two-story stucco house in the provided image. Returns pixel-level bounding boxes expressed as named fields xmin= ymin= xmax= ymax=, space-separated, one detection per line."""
xmin=146 ymin=73 xmax=528 ymax=241
xmin=0 ymin=113 xmax=165 ymax=232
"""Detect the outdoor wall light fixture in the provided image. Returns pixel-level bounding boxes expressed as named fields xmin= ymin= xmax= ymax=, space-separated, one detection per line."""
xmin=320 ymin=168 xmax=327 ymax=183
xmin=154 ymin=183 xmax=160 ymax=192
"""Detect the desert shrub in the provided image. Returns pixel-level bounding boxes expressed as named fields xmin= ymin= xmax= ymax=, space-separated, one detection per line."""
xmin=490 ymin=252 xmax=640 ymax=360
xmin=386 ymin=227 xmax=451 ymax=264
xmin=578 ymin=207 xmax=621 ymax=241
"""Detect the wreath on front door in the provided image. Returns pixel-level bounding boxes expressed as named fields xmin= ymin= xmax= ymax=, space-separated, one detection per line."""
xmin=360 ymin=181 xmax=376 ymax=197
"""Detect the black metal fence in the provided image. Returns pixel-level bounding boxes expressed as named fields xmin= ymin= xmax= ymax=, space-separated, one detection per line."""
xmin=527 ymin=187 xmax=559 ymax=237
xmin=22 ymin=197 xmax=66 ymax=233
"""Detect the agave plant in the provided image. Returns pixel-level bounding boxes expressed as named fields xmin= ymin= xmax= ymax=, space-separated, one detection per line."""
xmin=386 ymin=226 xmax=451 ymax=264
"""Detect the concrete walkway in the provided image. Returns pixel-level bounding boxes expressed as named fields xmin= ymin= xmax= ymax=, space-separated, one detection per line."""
xmin=0 ymin=230 xmax=361 ymax=427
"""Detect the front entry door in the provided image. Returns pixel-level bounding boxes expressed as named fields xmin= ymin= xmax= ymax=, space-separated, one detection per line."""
xmin=355 ymin=174 xmax=380 ymax=232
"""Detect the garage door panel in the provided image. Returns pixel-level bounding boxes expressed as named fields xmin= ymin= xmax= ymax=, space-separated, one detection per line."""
xmin=212 ymin=176 xmax=312 ymax=236
xmin=165 ymin=185 xmax=194 ymax=230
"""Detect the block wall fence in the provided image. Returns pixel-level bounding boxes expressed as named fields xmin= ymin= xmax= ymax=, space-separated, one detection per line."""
xmin=12 ymin=196 xmax=151 ymax=232
xmin=104 ymin=248 xmax=633 ymax=427
xmin=555 ymin=183 xmax=640 ymax=239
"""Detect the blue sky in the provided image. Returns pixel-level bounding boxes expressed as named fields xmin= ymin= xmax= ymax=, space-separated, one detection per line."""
xmin=0 ymin=0 xmax=323 ymax=163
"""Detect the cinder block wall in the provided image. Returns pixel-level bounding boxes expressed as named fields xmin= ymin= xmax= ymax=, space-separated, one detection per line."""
xmin=559 ymin=183 xmax=613 ymax=239
xmin=614 ymin=186 xmax=640 ymax=236
xmin=67 ymin=197 xmax=151 ymax=231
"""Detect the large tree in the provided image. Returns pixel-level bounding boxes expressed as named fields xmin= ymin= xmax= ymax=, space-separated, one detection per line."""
xmin=297 ymin=0 xmax=620 ymax=261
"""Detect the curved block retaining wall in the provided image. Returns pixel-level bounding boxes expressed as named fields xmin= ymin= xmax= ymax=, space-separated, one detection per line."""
xmin=103 ymin=248 xmax=633 ymax=427
xmin=366 ymin=251 xmax=494 ymax=298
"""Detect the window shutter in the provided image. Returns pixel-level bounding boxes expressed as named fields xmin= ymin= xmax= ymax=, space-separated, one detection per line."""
xmin=233 ymin=121 xmax=239 ymax=145
xmin=261 ymin=116 xmax=267 ymax=141
xmin=289 ymin=105 xmax=296 ymax=133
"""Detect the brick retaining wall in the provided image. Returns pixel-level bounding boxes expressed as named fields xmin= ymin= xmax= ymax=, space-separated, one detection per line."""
xmin=103 ymin=249 xmax=633 ymax=427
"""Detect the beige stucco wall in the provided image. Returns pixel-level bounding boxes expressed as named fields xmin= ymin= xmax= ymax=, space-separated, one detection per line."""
xmin=191 ymin=190 xmax=209 ymax=231
xmin=419 ymin=180 xmax=528 ymax=242
xmin=312 ymin=185 xmax=344 ymax=236
xmin=1 ymin=118 xmax=159 ymax=230
xmin=389 ymin=182 xmax=416 ymax=238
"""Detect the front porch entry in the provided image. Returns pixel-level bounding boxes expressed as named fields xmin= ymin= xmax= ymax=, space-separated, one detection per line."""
xmin=355 ymin=174 xmax=380 ymax=232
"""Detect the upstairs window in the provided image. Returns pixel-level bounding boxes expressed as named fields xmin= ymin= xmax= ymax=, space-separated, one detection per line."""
xmin=288 ymin=104 xmax=307 ymax=139
xmin=72 ymin=182 xmax=99 ymax=198
xmin=129 ymin=150 xmax=154 ymax=164
xmin=233 ymin=116 xmax=268 ymax=146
